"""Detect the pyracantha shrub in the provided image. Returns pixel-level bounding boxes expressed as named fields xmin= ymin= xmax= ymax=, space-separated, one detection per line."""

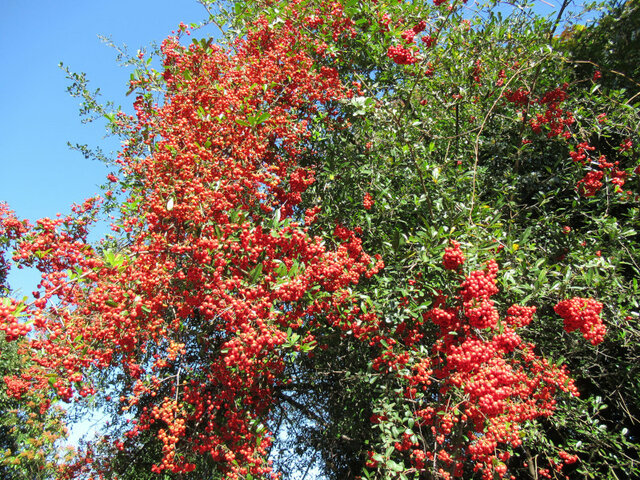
xmin=364 ymin=244 xmax=592 ymax=480
xmin=1 ymin=0 xmax=636 ymax=479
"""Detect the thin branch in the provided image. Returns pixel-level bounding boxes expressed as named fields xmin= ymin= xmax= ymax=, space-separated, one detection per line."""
xmin=548 ymin=0 xmax=571 ymax=41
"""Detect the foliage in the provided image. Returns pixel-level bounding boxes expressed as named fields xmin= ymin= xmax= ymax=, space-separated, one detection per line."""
xmin=562 ymin=0 xmax=640 ymax=98
xmin=1 ymin=1 xmax=639 ymax=479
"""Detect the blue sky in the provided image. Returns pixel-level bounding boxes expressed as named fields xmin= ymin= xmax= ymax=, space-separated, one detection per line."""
xmin=0 ymin=0 xmax=216 ymax=221
xmin=0 ymin=0 xmax=217 ymax=295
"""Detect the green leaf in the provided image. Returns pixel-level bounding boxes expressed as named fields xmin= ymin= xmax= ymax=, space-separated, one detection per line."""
xmin=254 ymin=112 xmax=271 ymax=124
xmin=248 ymin=263 xmax=263 ymax=283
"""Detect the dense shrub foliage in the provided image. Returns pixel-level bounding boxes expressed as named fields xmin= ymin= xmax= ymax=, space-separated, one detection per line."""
xmin=0 ymin=1 xmax=638 ymax=479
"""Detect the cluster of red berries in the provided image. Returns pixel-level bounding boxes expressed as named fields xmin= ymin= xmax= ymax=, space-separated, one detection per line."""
xmin=554 ymin=297 xmax=606 ymax=345
xmin=401 ymin=28 xmax=417 ymax=43
xmin=443 ymin=240 xmax=465 ymax=270
xmin=363 ymin=192 xmax=374 ymax=210
xmin=387 ymin=44 xmax=418 ymax=65
xmin=558 ymin=450 xmax=579 ymax=464
xmin=505 ymin=304 xmax=536 ymax=328
xmin=577 ymin=170 xmax=604 ymax=197
xmin=0 ymin=301 xmax=30 ymax=341
xmin=503 ymin=87 xmax=530 ymax=107
xmin=569 ymin=142 xmax=596 ymax=164
xmin=459 ymin=259 xmax=499 ymax=302
xmin=573 ymin=139 xmax=635 ymax=197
